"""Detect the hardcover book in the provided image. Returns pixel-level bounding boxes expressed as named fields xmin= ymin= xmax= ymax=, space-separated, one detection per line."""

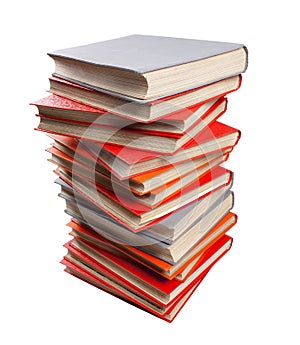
xmin=49 ymin=75 xmax=241 ymax=122
xmin=67 ymin=212 xmax=237 ymax=280
xmin=49 ymin=34 xmax=247 ymax=101
xmin=63 ymin=234 xmax=233 ymax=306
xmin=49 ymin=144 xmax=228 ymax=196
xmin=48 ymin=120 xmax=240 ymax=180
xmin=61 ymin=234 xmax=233 ymax=321
xmin=62 ymin=257 xmax=203 ymax=322
xmin=33 ymin=94 xmax=225 ymax=135
xmin=37 ymin=97 xmax=227 ymax=154
xmin=64 ymin=192 xmax=234 ymax=263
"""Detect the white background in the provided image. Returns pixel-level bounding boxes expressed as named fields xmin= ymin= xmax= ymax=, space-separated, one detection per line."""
xmin=1 ymin=1 xmax=299 ymax=344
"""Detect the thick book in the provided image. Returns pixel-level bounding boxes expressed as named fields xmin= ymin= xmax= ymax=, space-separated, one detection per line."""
xmin=32 ymin=94 xmax=225 ymax=135
xmin=54 ymin=165 xmax=232 ymax=232
xmin=49 ymin=74 xmax=241 ymax=122
xmin=49 ymin=34 xmax=247 ymax=101
xmin=61 ymin=234 xmax=233 ymax=322
xmin=68 ymin=212 xmax=237 ymax=280
xmin=37 ymin=96 xmax=227 ymax=154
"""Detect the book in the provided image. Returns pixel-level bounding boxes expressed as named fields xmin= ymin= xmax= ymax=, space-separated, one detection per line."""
xmin=61 ymin=234 xmax=233 ymax=322
xmin=32 ymin=33 xmax=247 ymax=322
xmin=68 ymin=212 xmax=237 ymax=280
xmin=62 ymin=257 xmax=203 ymax=322
xmin=36 ymin=96 xmax=227 ymax=154
xmin=49 ymin=74 xmax=241 ymax=122
xmin=49 ymin=34 xmax=247 ymax=101
xmin=64 ymin=191 xmax=234 ymax=263
xmin=63 ymin=234 xmax=233 ymax=306
xmin=32 ymin=94 xmax=225 ymax=135
xmin=54 ymin=165 xmax=232 ymax=232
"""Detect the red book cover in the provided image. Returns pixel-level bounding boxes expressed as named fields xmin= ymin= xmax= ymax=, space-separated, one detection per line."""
xmin=32 ymin=93 xmax=107 ymax=113
xmin=83 ymin=121 xmax=241 ymax=164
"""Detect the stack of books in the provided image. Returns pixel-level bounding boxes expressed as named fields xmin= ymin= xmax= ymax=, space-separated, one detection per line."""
xmin=32 ymin=35 xmax=248 ymax=322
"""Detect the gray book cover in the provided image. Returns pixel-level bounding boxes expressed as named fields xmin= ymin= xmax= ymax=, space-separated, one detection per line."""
xmin=50 ymin=34 xmax=246 ymax=74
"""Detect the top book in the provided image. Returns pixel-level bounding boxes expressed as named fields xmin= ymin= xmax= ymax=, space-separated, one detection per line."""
xmin=49 ymin=35 xmax=248 ymax=101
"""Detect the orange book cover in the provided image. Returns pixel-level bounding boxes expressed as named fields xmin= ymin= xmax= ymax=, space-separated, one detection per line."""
xmin=83 ymin=121 xmax=241 ymax=164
